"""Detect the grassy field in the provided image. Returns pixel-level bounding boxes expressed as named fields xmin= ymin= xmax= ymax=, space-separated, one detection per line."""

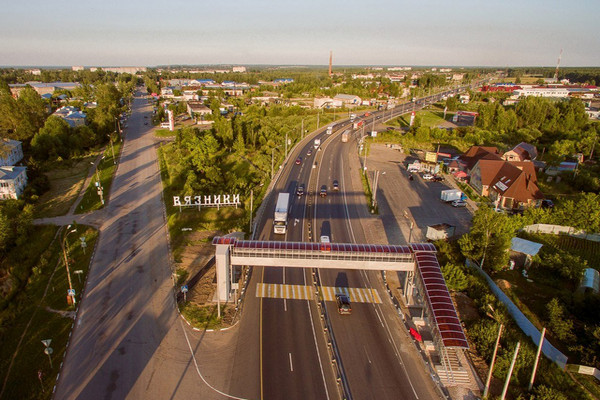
xmin=75 ymin=140 xmax=122 ymax=214
xmin=154 ymin=128 xmax=175 ymax=137
xmin=34 ymin=154 xmax=100 ymax=218
xmin=387 ymin=108 xmax=452 ymax=129
xmin=0 ymin=225 xmax=98 ymax=400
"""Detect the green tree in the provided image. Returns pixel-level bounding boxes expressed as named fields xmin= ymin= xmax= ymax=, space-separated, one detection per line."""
xmin=441 ymin=263 xmax=468 ymax=291
xmin=546 ymin=298 xmax=575 ymax=342
xmin=459 ymin=206 xmax=516 ymax=272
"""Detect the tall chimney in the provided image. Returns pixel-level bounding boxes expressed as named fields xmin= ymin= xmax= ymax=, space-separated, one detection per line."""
xmin=329 ymin=51 xmax=332 ymax=77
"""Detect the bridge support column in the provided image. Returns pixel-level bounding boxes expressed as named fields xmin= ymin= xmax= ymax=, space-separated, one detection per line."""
xmin=404 ymin=271 xmax=415 ymax=305
xmin=215 ymin=244 xmax=231 ymax=302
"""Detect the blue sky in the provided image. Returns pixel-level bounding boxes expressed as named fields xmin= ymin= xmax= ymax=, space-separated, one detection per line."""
xmin=2 ymin=0 xmax=599 ymax=67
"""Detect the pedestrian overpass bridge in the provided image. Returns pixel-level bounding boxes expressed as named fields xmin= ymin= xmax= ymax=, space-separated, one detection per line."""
xmin=212 ymin=236 xmax=468 ymax=351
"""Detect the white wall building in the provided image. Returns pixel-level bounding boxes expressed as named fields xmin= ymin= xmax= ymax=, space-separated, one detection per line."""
xmin=0 ymin=166 xmax=28 ymax=200
xmin=514 ymin=87 xmax=569 ymax=98
xmin=232 ymin=66 xmax=247 ymax=73
xmin=0 ymin=139 xmax=24 ymax=167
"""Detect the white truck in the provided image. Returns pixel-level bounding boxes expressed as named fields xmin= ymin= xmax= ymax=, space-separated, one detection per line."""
xmin=273 ymin=193 xmax=290 ymax=234
xmin=341 ymin=129 xmax=350 ymax=143
xmin=326 ymin=125 xmax=333 ymax=135
xmin=314 ymin=138 xmax=321 ymax=149
xmin=350 ymin=113 xmax=356 ymax=122
xmin=440 ymin=189 xmax=465 ymax=203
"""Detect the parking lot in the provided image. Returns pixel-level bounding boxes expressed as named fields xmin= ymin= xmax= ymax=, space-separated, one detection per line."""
xmin=366 ymin=144 xmax=472 ymax=244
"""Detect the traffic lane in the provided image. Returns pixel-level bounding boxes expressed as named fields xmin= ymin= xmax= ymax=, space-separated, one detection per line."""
xmin=320 ymin=268 xmax=421 ymax=400
xmin=261 ymin=265 xmax=329 ymax=400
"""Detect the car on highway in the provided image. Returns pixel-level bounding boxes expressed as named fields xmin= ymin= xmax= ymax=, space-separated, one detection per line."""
xmin=307 ymin=149 xmax=312 ymax=156
xmin=336 ymin=294 xmax=352 ymax=315
xmin=452 ymin=200 xmax=467 ymax=207
xmin=319 ymin=185 xmax=327 ymax=197
xmin=295 ymin=157 xmax=302 ymax=165
xmin=296 ymin=184 xmax=305 ymax=196
xmin=320 ymin=235 xmax=330 ymax=243
xmin=332 ymin=180 xmax=339 ymax=191
xmin=422 ymin=173 xmax=434 ymax=181
xmin=144 ymin=122 xmax=148 ymax=125
xmin=432 ymin=175 xmax=443 ymax=182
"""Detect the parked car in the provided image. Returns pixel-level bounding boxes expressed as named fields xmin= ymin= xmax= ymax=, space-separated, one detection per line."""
xmin=320 ymin=185 xmax=327 ymax=197
xmin=422 ymin=173 xmax=434 ymax=181
xmin=296 ymin=184 xmax=305 ymax=196
xmin=541 ymin=199 xmax=554 ymax=209
xmin=295 ymin=157 xmax=302 ymax=165
xmin=432 ymin=175 xmax=443 ymax=182
xmin=452 ymin=200 xmax=467 ymax=207
xmin=336 ymin=294 xmax=352 ymax=315
xmin=333 ymin=180 xmax=339 ymax=191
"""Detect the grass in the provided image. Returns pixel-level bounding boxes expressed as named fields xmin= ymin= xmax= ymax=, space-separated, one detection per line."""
xmin=154 ymin=128 xmax=175 ymax=137
xmin=179 ymin=303 xmax=232 ymax=330
xmin=387 ymin=108 xmax=452 ymax=129
xmin=75 ymin=140 xmax=122 ymax=214
xmin=521 ymin=233 xmax=600 ymax=270
xmin=34 ymin=154 xmax=100 ymax=218
xmin=0 ymin=225 xmax=98 ymax=400
xmin=573 ymin=372 xmax=600 ymax=399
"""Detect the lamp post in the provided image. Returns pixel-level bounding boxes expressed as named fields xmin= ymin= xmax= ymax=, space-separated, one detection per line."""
xmin=61 ymin=225 xmax=77 ymax=305
xmin=107 ymin=134 xmax=116 ymax=164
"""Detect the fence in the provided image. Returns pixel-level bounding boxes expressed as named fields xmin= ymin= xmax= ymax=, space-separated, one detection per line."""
xmin=466 ymin=259 xmax=568 ymax=369
xmin=573 ymin=365 xmax=600 ymax=381
xmin=523 ymin=224 xmax=600 ymax=243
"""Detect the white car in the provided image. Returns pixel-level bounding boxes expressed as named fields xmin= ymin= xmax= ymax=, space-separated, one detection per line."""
xmin=422 ymin=173 xmax=434 ymax=181
xmin=452 ymin=200 xmax=467 ymax=207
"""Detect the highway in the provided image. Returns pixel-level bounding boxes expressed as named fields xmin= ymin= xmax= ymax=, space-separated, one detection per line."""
xmin=243 ymin=87 xmax=469 ymax=399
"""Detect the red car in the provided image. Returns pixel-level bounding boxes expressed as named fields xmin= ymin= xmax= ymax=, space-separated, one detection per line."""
xmin=295 ymin=157 xmax=302 ymax=165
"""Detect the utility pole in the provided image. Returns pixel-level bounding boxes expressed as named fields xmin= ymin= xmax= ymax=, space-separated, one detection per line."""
xmin=317 ymin=111 xmax=320 ymax=129
xmin=483 ymin=323 xmax=504 ymax=398
xmin=285 ymin=132 xmax=288 ymax=158
xmin=271 ymin=148 xmax=274 ymax=179
xmin=61 ymin=226 xmax=77 ymax=305
xmin=528 ymin=327 xmax=546 ymax=391
xmin=249 ymin=189 xmax=254 ymax=235
xmin=301 ymin=118 xmax=304 ymax=139
xmin=500 ymin=342 xmax=520 ymax=400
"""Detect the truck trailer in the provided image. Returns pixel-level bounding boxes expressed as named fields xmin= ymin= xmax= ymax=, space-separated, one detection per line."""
xmin=440 ymin=189 xmax=466 ymax=202
xmin=314 ymin=138 xmax=321 ymax=149
xmin=273 ymin=193 xmax=290 ymax=234
xmin=341 ymin=129 xmax=350 ymax=143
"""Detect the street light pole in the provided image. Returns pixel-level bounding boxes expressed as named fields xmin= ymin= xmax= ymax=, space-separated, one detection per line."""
xmin=107 ymin=135 xmax=116 ymax=164
xmin=61 ymin=226 xmax=77 ymax=305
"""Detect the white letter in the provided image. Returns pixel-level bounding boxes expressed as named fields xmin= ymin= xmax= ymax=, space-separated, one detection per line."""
xmin=173 ymin=196 xmax=181 ymax=206
xmin=184 ymin=196 xmax=192 ymax=206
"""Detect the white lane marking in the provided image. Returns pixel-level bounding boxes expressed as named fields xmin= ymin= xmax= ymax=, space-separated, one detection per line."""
xmin=364 ymin=346 xmax=372 ymax=364
xmin=180 ymin=320 xmax=250 ymax=400
xmin=283 ymin=267 xmax=287 ymax=312
xmin=289 ymin=352 xmax=294 ymax=372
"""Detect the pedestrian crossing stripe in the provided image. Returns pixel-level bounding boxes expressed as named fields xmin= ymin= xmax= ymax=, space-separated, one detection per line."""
xmin=256 ymin=283 xmax=382 ymax=304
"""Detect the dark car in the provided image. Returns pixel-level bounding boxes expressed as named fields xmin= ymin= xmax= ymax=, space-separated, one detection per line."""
xmin=332 ymin=180 xmax=339 ymax=191
xmin=432 ymin=175 xmax=444 ymax=182
xmin=541 ymin=199 xmax=554 ymax=209
xmin=295 ymin=157 xmax=302 ymax=165
xmin=296 ymin=184 xmax=305 ymax=196
xmin=320 ymin=185 xmax=327 ymax=197
xmin=336 ymin=294 xmax=352 ymax=315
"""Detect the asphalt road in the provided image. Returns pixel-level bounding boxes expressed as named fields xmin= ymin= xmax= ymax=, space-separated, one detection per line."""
xmin=54 ymin=92 xmax=202 ymax=400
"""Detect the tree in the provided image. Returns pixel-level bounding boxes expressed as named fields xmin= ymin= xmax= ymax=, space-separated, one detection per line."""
xmin=441 ymin=263 xmax=468 ymax=291
xmin=546 ymin=298 xmax=575 ymax=342
xmin=459 ymin=206 xmax=516 ymax=272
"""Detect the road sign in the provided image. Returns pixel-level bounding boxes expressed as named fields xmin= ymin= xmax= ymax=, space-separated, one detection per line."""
xmin=181 ymin=285 xmax=188 ymax=293
xmin=67 ymin=289 xmax=76 ymax=297
xmin=41 ymin=339 xmax=52 ymax=347
xmin=44 ymin=347 xmax=53 ymax=355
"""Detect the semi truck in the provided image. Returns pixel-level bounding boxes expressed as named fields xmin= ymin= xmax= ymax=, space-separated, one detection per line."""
xmin=314 ymin=138 xmax=321 ymax=149
xmin=326 ymin=125 xmax=333 ymax=135
xmin=341 ymin=129 xmax=350 ymax=143
xmin=440 ymin=189 xmax=466 ymax=202
xmin=273 ymin=193 xmax=290 ymax=234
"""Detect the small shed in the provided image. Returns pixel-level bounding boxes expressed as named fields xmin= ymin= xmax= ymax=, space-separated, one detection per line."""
xmin=426 ymin=223 xmax=456 ymax=241
xmin=510 ymin=237 xmax=543 ymax=268
xmin=580 ymin=268 xmax=600 ymax=294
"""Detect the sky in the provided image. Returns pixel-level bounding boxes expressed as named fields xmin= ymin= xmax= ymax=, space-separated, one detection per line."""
xmin=2 ymin=0 xmax=599 ymax=67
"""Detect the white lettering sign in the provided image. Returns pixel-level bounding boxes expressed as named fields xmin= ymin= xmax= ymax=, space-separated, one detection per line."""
xmin=173 ymin=194 xmax=241 ymax=208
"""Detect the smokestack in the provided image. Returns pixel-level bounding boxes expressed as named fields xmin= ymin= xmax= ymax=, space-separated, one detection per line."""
xmin=329 ymin=51 xmax=332 ymax=77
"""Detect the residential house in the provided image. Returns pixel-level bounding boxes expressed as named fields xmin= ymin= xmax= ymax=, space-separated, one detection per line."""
xmin=470 ymin=159 xmax=543 ymax=210
xmin=458 ymin=146 xmax=502 ymax=172
xmin=0 ymin=166 xmax=28 ymax=200
xmin=0 ymin=139 xmax=24 ymax=167
xmin=53 ymin=106 xmax=87 ymax=127
xmin=502 ymin=142 xmax=538 ymax=162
